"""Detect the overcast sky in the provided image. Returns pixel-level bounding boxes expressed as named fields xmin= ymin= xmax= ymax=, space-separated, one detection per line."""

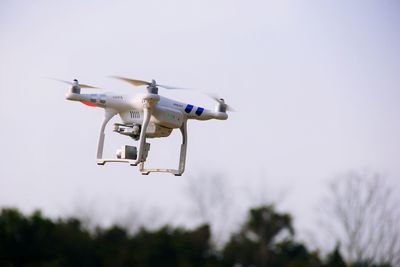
xmin=1 ymin=0 xmax=399 ymax=242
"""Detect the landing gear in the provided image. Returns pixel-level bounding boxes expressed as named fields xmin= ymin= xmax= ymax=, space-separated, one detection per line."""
xmin=95 ymin=108 xmax=187 ymax=176
xmin=96 ymin=108 xmax=150 ymax=166
xmin=138 ymin=121 xmax=187 ymax=176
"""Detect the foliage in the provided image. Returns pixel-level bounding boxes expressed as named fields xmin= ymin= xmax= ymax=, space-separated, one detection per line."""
xmin=222 ymin=206 xmax=321 ymax=267
xmin=0 ymin=206 xmax=391 ymax=267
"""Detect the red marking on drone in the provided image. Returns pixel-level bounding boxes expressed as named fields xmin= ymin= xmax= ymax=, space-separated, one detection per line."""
xmin=81 ymin=101 xmax=96 ymax=107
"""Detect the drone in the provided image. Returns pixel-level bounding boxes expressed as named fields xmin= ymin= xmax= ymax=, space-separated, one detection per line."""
xmin=57 ymin=77 xmax=232 ymax=176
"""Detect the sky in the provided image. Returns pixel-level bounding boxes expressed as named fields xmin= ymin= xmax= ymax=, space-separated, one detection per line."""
xmin=0 ymin=0 xmax=400 ymax=245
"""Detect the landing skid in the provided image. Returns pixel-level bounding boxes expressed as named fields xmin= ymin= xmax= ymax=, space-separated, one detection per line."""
xmin=138 ymin=122 xmax=187 ymax=176
xmin=96 ymin=108 xmax=187 ymax=176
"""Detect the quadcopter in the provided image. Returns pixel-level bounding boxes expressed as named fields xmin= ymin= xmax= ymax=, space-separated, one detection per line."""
xmin=57 ymin=77 xmax=232 ymax=176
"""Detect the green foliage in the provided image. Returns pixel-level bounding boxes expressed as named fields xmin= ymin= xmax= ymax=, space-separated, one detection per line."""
xmin=0 ymin=208 xmax=96 ymax=266
xmin=352 ymin=261 xmax=391 ymax=267
xmin=222 ymin=205 xmax=321 ymax=267
xmin=0 ymin=208 xmax=217 ymax=267
xmin=0 ymin=206 xmax=391 ymax=267
xmin=126 ymin=225 xmax=217 ymax=267
xmin=324 ymin=245 xmax=346 ymax=267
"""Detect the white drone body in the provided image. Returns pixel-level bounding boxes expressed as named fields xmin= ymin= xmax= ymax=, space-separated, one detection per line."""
xmin=62 ymin=78 xmax=230 ymax=176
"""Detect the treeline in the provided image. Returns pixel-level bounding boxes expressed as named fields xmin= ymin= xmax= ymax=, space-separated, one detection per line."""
xmin=0 ymin=205 xmax=390 ymax=267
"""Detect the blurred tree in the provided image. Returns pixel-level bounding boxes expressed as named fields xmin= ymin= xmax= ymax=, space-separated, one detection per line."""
xmin=94 ymin=225 xmax=130 ymax=266
xmin=0 ymin=205 xmax=356 ymax=267
xmin=222 ymin=205 xmax=321 ymax=267
xmin=52 ymin=217 xmax=97 ymax=266
xmin=0 ymin=208 xmax=97 ymax=266
xmin=324 ymin=245 xmax=347 ymax=267
xmin=185 ymin=173 xmax=234 ymax=245
xmin=319 ymin=170 xmax=399 ymax=267
xmin=352 ymin=262 xmax=391 ymax=267
xmin=128 ymin=224 xmax=218 ymax=267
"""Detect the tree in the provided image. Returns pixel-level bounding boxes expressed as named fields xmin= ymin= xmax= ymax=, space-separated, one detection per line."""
xmin=125 ymin=224 xmax=219 ymax=267
xmin=324 ymin=245 xmax=347 ymax=267
xmin=223 ymin=205 xmax=321 ymax=267
xmin=0 ymin=207 xmax=219 ymax=267
xmin=0 ymin=208 xmax=97 ymax=266
xmin=185 ymin=173 xmax=234 ymax=245
xmin=319 ymin=170 xmax=400 ymax=266
xmin=0 ymin=204 xmax=358 ymax=267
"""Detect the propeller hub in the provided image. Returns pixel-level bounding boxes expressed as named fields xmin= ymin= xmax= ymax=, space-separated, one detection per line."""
xmin=147 ymin=80 xmax=158 ymax=94
xmin=217 ymin=103 xmax=227 ymax=113
xmin=72 ymin=79 xmax=80 ymax=94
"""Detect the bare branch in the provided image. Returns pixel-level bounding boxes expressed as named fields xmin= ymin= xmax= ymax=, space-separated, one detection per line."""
xmin=318 ymin=170 xmax=400 ymax=266
xmin=184 ymin=172 xmax=235 ymax=246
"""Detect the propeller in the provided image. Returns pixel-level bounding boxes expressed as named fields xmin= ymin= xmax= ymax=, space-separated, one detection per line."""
xmin=112 ymin=76 xmax=235 ymax=112
xmin=206 ymin=93 xmax=235 ymax=112
xmin=111 ymin=76 xmax=151 ymax=87
xmin=49 ymin=78 xmax=99 ymax=89
xmin=111 ymin=76 xmax=192 ymax=90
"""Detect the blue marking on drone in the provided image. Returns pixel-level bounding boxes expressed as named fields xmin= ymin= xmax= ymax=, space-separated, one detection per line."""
xmin=195 ymin=107 xmax=204 ymax=116
xmin=185 ymin=104 xmax=194 ymax=113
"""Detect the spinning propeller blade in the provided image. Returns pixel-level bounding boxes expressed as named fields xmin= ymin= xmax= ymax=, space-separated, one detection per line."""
xmin=112 ymin=76 xmax=234 ymax=111
xmin=49 ymin=78 xmax=99 ymax=89
xmin=111 ymin=76 xmax=192 ymax=90
xmin=206 ymin=93 xmax=235 ymax=112
xmin=156 ymin=84 xmax=193 ymax=90
xmin=111 ymin=76 xmax=151 ymax=86
xmin=79 ymin=84 xmax=98 ymax=89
